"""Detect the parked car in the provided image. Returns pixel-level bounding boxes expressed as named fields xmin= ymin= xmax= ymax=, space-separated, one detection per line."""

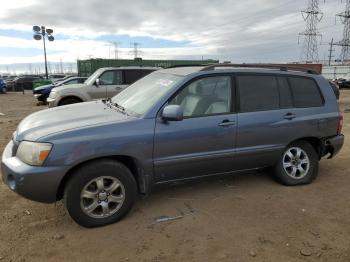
xmin=49 ymin=74 xmax=67 ymax=82
xmin=52 ymin=75 xmax=76 ymax=84
xmin=329 ymin=81 xmax=340 ymax=100
xmin=1 ymin=65 xmax=344 ymax=227
xmin=33 ymin=77 xmax=88 ymax=104
xmin=8 ymin=75 xmax=43 ymax=91
xmin=338 ymin=79 xmax=350 ymax=89
xmin=47 ymin=67 xmax=158 ymax=107
xmin=3 ymin=75 xmax=17 ymax=85
xmin=0 ymin=79 xmax=6 ymax=94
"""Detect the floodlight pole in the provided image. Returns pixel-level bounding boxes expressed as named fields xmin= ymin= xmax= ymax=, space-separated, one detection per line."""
xmin=33 ymin=25 xmax=54 ymax=79
xmin=42 ymin=26 xmax=49 ymax=79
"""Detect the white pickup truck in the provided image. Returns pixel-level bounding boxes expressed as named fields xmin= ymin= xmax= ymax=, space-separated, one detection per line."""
xmin=47 ymin=67 xmax=157 ymax=107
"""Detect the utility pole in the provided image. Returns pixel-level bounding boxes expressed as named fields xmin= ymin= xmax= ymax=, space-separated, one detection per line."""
xmin=299 ymin=0 xmax=324 ymax=63
xmin=334 ymin=0 xmax=350 ymax=64
xmin=328 ymin=38 xmax=335 ymax=65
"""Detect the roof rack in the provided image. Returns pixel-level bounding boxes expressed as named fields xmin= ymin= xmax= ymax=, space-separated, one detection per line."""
xmin=166 ymin=64 xmax=214 ymax=69
xmin=200 ymin=63 xmax=319 ymax=75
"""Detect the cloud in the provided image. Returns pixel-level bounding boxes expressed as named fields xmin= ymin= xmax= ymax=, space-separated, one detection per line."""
xmin=0 ymin=0 xmax=345 ymax=65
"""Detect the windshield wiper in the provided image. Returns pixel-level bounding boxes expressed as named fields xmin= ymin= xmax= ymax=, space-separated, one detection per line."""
xmin=102 ymin=99 xmax=129 ymax=115
xmin=113 ymin=102 xmax=126 ymax=112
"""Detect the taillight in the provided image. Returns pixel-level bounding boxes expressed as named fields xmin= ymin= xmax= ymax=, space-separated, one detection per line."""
xmin=337 ymin=112 xmax=343 ymax=135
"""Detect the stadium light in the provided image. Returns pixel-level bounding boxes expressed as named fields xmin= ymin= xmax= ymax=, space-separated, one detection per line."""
xmin=33 ymin=25 xmax=55 ymax=79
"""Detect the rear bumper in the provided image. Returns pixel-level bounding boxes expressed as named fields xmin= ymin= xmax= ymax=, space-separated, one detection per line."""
xmin=324 ymin=135 xmax=344 ymax=158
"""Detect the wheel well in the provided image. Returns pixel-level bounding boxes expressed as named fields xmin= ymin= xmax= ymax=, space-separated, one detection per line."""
xmin=56 ymin=156 xmax=141 ymax=201
xmin=58 ymin=96 xmax=83 ymax=105
xmin=289 ymin=137 xmax=322 ymax=158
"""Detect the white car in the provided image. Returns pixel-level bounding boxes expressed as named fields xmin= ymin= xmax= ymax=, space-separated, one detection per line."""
xmin=47 ymin=67 xmax=157 ymax=107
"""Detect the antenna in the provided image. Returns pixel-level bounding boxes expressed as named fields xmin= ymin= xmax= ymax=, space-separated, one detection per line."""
xmin=334 ymin=0 xmax=350 ymax=64
xmin=299 ymin=0 xmax=324 ymax=63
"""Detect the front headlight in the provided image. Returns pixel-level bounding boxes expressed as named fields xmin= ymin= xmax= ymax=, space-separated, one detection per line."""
xmin=49 ymin=90 xmax=57 ymax=99
xmin=16 ymin=141 xmax=52 ymax=166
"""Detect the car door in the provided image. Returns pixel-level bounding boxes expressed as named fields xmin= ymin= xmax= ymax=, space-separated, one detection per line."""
xmin=153 ymin=75 xmax=237 ymax=182
xmin=90 ymin=70 xmax=123 ymax=99
xmin=106 ymin=70 xmax=124 ymax=97
xmin=234 ymin=74 xmax=319 ymax=170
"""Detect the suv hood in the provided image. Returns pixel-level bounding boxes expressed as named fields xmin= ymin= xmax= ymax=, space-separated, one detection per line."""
xmin=54 ymin=83 xmax=86 ymax=92
xmin=15 ymin=101 xmax=130 ymax=141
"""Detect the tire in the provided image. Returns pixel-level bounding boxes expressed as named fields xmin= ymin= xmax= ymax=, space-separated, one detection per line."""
xmin=59 ymin=97 xmax=81 ymax=106
xmin=64 ymin=159 xmax=137 ymax=227
xmin=273 ymin=141 xmax=319 ymax=186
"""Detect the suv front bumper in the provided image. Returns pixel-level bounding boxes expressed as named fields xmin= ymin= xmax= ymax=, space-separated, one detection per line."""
xmin=1 ymin=140 xmax=66 ymax=203
xmin=47 ymin=97 xmax=59 ymax=108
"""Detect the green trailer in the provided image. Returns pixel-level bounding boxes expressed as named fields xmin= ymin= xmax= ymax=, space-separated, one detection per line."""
xmin=77 ymin=58 xmax=219 ymax=77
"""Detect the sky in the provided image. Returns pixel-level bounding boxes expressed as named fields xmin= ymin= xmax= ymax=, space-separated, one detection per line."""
xmin=0 ymin=0 xmax=346 ymax=73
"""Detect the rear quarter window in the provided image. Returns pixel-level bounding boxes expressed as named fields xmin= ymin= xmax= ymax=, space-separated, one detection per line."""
xmin=288 ymin=77 xmax=324 ymax=108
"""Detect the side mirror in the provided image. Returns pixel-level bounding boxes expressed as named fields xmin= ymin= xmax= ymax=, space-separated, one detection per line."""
xmin=95 ymin=78 xmax=100 ymax=87
xmin=162 ymin=105 xmax=183 ymax=121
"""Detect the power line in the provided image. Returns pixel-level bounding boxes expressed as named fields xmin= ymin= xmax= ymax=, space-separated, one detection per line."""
xmin=299 ymin=0 xmax=325 ymax=63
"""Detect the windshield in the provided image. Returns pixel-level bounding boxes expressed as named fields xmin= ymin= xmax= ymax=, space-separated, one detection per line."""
xmin=111 ymin=72 xmax=183 ymax=116
xmin=85 ymin=69 xmax=104 ymax=85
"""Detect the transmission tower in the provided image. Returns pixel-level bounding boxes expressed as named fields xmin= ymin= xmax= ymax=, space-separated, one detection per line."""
xmin=299 ymin=0 xmax=324 ymax=63
xmin=334 ymin=0 xmax=350 ymax=64
xmin=110 ymin=42 xmax=120 ymax=59
xmin=131 ymin=42 xmax=141 ymax=59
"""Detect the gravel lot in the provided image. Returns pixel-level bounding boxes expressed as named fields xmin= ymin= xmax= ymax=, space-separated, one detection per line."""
xmin=0 ymin=90 xmax=349 ymax=262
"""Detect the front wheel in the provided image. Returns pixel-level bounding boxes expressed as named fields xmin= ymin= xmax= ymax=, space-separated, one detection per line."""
xmin=64 ymin=160 xmax=137 ymax=227
xmin=59 ymin=97 xmax=81 ymax=106
xmin=274 ymin=141 xmax=319 ymax=186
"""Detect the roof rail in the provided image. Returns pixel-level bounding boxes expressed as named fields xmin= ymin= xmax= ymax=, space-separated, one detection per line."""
xmin=200 ymin=63 xmax=319 ymax=75
xmin=166 ymin=64 xmax=215 ymax=69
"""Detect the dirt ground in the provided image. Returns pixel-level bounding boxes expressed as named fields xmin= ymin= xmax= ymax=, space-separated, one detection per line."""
xmin=0 ymin=90 xmax=349 ymax=262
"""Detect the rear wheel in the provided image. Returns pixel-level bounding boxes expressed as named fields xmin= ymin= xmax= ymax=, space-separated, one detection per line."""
xmin=274 ymin=141 xmax=319 ymax=186
xmin=64 ymin=160 xmax=137 ymax=227
xmin=59 ymin=97 xmax=81 ymax=106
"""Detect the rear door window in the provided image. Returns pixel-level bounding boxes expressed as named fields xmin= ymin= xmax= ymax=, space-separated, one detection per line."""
xmin=277 ymin=77 xmax=293 ymax=108
xmin=237 ymin=75 xmax=279 ymax=112
xmin=124 ymin=70 xmax=141 ymax=85
xmin=288 ymin=77 xmax=323 ymax=107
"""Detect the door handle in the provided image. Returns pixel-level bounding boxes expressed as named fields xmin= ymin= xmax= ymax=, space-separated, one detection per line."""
xmin=218 ymin=119 xmax=235 ymax=127
xmin=284 ymin=113 xmax=296 ymax=120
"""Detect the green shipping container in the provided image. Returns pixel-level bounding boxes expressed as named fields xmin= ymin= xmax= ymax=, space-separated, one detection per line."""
xmin=77 ymin=58 xmax=219 ymax=77
xmin=33 ymin=79 xmax=53 ymax=89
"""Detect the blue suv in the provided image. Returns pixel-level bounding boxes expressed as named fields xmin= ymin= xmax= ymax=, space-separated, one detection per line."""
xmin=1 ymin=64 xmax=344 ymax=227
